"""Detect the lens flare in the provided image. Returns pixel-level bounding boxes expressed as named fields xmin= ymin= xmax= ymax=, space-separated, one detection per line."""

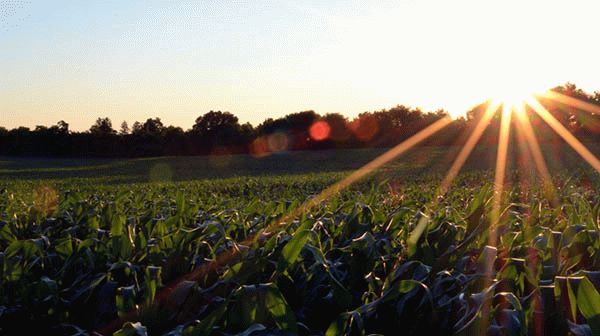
xmin=349 ymin=115 xmax=379 ymax=141
xmin=267 ymin=132 xmax=290 ymax=152
xmin=309 ymin=121 xmax=331 ymax=141
xmin=100 ymin=87 xmax=600 ymax=334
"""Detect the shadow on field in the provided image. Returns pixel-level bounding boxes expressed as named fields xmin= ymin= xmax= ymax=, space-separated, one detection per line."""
xmin=0 ymin=144 xmax=595 ymax=184
xmin=0 ymin=148 xmax=390 ymax=183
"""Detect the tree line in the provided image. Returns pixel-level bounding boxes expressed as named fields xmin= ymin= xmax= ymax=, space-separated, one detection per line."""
xmin=1 ymin=83 xmax=599 ymax=158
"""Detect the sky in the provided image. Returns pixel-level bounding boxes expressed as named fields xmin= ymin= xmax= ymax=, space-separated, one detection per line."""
xmin=2 ymin=0 xmax=600 ymax=131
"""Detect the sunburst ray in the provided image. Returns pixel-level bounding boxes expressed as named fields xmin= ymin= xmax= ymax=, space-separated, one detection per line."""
xmin=408 ymin=103 xmax=500 ymax=250
xmin=527 ymin=98 xmax=600 ymax=172
xmin=545 ymin=90 xmax=600 ymax=115
xmin=439 ymin=102 xmax=500 ymax=195
xmin=479 ymin=103 xmax=513 ymax=335
xmin=513 ymin=103 xmax=558 ymax=204
xmin=98 ymin=116 xmax=453 ymax=334
xmin=490 ymin=103 xmax=513 ymax=245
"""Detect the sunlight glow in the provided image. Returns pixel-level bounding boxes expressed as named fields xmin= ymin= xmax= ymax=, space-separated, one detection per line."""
xmin=409 ymin=103 xmax=502 ymax=257
xmin=407 ymin=105 xmax=499 ymax=253
xmin=527 ymin=98 xmax=600 ymax=172
xmin=545 ymin=91 xmax=600 ymax=115
xmin=513 ymin=104 xmax=558 ymax=204
xmin=494 ymin=85 xmax=542 ymax=117
xmin=490 ymin=103 xmax=513 ymax=242
xmin=479 ymin=100 xmax=513 ymax=335
xmin=99 ymin=82 xmax=600 ymax=334
xmin=440 ymin=102 xmax=500 ymax=194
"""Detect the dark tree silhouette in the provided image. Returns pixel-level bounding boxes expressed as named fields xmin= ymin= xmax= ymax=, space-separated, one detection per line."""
xmin=1 ymin=82 xmax=599 ymax=157
xmin=193 ymin=111 xmax=238 ymax=134
xmin=57 ymin=120 xmax=69 ymax=134
xmin=191 ymin=111 xmax=250 ymax=154
xmin=119 ymin=121 xmax=130 ymax=135
xmin=89 ymin=117 xmax=116 ymax=135
xmin=322 ymin=113 xmax=351 ymax=144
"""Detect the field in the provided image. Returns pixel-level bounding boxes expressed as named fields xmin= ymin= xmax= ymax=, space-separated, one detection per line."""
xmin=2 ymin=146 xmax=600 ymax=335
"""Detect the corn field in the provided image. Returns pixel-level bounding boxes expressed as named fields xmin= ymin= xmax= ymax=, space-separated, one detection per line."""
xmin=1 ymin=170 xmax=600 ymax=335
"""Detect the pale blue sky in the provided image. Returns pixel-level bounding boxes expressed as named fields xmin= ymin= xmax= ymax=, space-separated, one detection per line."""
xmin=2 ymin=0 xmax=600 ymax=130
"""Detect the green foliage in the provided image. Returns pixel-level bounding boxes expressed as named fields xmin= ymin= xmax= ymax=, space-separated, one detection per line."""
xmin=1 ymin=167 xmax=600 ymax=335
xmin=577 ymin=277 xmax=600 ymax=334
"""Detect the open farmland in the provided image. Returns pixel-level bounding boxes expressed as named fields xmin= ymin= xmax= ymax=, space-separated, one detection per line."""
xmin=2 ymin=147 xmax=600 ymax=335
xmin=5 ymin=0 xmax=600 ymax=334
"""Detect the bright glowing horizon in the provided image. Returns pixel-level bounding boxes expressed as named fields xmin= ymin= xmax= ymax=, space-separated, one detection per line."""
xmin=2 ymin=0 xmax=600 ymax=131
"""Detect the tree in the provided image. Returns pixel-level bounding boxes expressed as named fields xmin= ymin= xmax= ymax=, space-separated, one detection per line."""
xmin=11 ymin=126 xmax=30 ymax=135
xmin=34 ymin=125 xmax=49 ymax=132
xmin=57 ymin=120 xmax=69 ymax=134
xmin=379 ymin=105 xmax=422 ymax=128
xmin=119 ymin=121 xmax=130 ymax=135
xmin=256 ymin=117 xmax=284 ymax=135
xmin=132 ymin=118 xmax=164 ymax=136
xmin=192 ymin=111 xmax=239 ymax=134
xmin=162 ymin=126 xmax=187 ymax=155
xmin=190 ymin=111 xmax=248 ymax=153
xmin=322 ymin=113 xmax=351 ymax=142
xmin=131 ymin=121 xmax=143 ymax=134
xmin=89 ymin=117 xmax=116 ymax=136
xmin=141 ymin=118 xmax=165 ymax=136
xmin=3 ymin=81 xmax=600 ymax=158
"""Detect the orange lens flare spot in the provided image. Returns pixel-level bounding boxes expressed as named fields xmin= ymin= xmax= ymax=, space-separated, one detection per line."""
xmin=267 ymin=132 xmax=290 ymax=152
xmin=309 ymin=121 xmax=331 ymax=141
xmin=249 ymin=136 xmax=270 ymax=158
xmin=349 ymin=116 xmax=379 ymax=141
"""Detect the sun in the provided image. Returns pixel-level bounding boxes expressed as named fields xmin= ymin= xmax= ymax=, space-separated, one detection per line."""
xmin=492 ymin=84 xmax=540 ymax=116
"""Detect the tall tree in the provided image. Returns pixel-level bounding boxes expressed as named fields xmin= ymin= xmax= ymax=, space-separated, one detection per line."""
xmin=322 ymin=113 xmax=351 ymax=143
xmin=57 ymin=120 xmax=69 ymax=134
xmin=192 ymin=111 xmax=239 ymax=134
xmin=140 ymin=118 xmax=165 ymax=136
xmin=89 ymin=117 xmax=116 ymax=135
xmin=119 ymin=121 xmax=130 ymax=135
xmin=191 ymin=111 xmax=247 ymax=153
